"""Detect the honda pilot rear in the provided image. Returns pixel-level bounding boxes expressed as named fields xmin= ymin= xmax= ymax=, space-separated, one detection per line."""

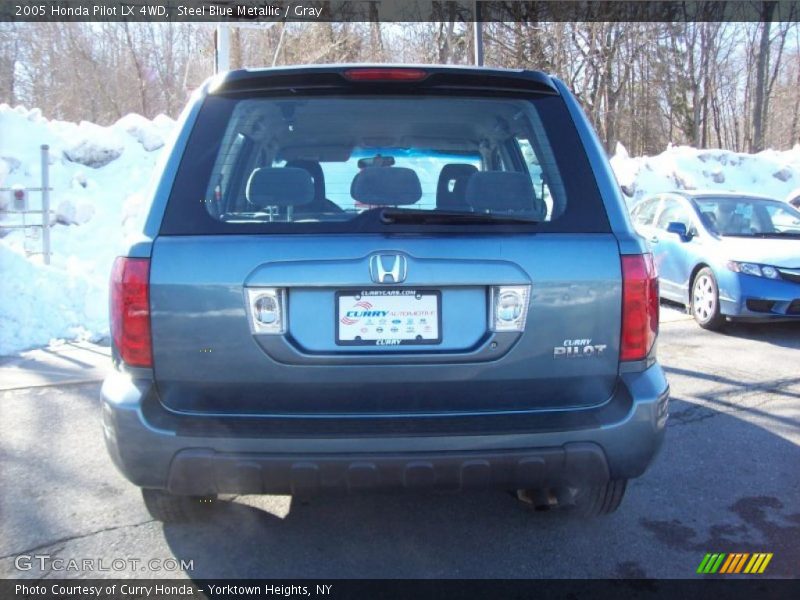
xmin=102 ymin=65 xmax=669 ymax=522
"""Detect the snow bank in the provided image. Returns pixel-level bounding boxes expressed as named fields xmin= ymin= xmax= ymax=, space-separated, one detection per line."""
xmin=116 ymin=113 xmax=173 ymax=152
xmin=63 ymin=121 xmax=126 ymax=168
xmin=0 ymin=243 xmax=105 ymax=352
xmin=0 ymin=104 xmax=175 ymax=355
xmin=611 ymin=143 xmax=800 ymax=207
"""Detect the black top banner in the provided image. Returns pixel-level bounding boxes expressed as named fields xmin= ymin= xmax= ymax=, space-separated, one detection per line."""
xmin=3 ymin=0 xmax=800 ymax=23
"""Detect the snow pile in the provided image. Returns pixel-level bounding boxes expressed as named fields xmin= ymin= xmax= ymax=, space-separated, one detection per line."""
xmin=0 ymin=104 xmax=175 ymax=355
xmin=116 ymin=113 xmax=174 ymax=152
xmin=62 ymin=121 xmax=126 ymax=168
xmin=0 ymin=243 xmax=104 ymax=350
xmin=611 ymin=143 xmax=800 ymax=206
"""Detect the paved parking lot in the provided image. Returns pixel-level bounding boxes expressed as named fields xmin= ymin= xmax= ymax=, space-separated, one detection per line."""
xmin=1 ymin=305 xmax=798 ymax=579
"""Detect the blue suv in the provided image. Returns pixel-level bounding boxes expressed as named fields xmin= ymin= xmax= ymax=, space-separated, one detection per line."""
xmin=102 ymin=65 xmax=669 ymax=521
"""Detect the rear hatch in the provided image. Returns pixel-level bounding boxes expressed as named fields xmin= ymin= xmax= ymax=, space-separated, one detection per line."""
xmin=148 ymin=66 xmax=624 ymax=417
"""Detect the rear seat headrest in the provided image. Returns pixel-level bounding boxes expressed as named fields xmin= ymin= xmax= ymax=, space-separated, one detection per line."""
xmin=465 ymin=171 xmax=542 ymax=216
xmin=351 ymin=167 xmax=422 ymax=206
xmin=438 ymin=163 xmax=479 ymax=189
xmin=246 ymin=167 xmax=314 ymax=208
xmin=285 ymin=160 xmax=325 ymax=202
xmin=437 ymin=163 xmax=479 ymax=209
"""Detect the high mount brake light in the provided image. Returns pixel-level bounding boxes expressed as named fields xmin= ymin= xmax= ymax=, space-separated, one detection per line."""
xmin=620 ymin=253 xmax=659 ymax=362
xmin=343 ymin=68 xmax=429 ymax=82
xmin=110 ymin=257 xmax=152 ymax=368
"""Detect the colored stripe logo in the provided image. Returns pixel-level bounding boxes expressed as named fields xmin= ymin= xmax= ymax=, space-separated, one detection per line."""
xmin=697 ymin=553 xmax=773 ymax=574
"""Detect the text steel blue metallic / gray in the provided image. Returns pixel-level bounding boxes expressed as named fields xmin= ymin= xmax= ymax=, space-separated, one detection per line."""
xmin=101 ymin=65 xmax=669 ymax=521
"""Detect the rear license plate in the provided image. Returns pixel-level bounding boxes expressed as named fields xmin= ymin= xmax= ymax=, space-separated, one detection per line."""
xmin=336 ymin=289 xmax=441 ymax=346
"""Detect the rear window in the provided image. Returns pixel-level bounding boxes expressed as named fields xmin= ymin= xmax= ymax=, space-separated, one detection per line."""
xmin=694 ymin=196 xmax=800 ymax=236
xmin=160 ymin=93 xmax=609 ymax=234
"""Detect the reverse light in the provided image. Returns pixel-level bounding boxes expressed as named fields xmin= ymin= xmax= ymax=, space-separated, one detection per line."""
xmin=490 ymin=285 xmax=531 ymax=332
xmin=110 ymin=257 xmax=152 ymax=368
xmin=727 ymin=261 xmax=781 ymax=279
xmin=245 ymin=288 xmax=286 ymax=334
xmin=621 ymin=254 xmax=659 ymax=362
xmin=343 ymin=68 xmax=429 ymax=82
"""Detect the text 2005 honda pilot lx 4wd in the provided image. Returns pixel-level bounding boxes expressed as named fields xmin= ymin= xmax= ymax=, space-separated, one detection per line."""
xmin=103 ymin=65 xmax=668 ymax=522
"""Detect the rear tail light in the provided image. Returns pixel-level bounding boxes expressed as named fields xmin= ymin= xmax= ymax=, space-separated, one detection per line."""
xmin=620 ymin=253 xmax=659 ymax=362
xmin=110 ymin=257 xmax=152 ymax=368
xmin=343 ymin=68 xmax=429 ymax=82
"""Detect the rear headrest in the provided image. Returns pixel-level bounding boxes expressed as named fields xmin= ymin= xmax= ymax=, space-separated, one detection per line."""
xmin=465 ymin=171 xmax=542 ymax=216
xmin=285 ymin=160 xmax=325 ymax=202
xmin=437 ymin=163 xmax=478 ymax=209
xmin=246 ymin=167 xmax=314 ymax=208
xmin=351 ymin=167 xmax=422 ymax=206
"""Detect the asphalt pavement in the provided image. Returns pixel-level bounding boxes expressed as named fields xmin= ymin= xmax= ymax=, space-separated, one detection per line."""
xmin=0 ymin=305 xmax=798 ymax=579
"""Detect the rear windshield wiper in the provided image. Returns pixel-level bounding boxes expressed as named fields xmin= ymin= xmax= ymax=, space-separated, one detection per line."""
xmin=380 ymin=208 xmax=542 ymax=225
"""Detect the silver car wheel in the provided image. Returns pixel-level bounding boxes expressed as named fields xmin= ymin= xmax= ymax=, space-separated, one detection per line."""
xmin=693 ymin=274 xmax=716 ymax=323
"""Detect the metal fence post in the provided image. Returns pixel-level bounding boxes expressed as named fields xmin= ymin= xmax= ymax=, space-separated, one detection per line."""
xmin=40 ymin=144 xmax=50 ymax=265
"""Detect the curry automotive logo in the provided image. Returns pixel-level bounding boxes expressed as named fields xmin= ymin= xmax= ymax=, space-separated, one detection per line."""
xmin=696 ymin=552 xmax=773 ymax=574
xmin=340 ymin=300 xmax=381 ymax=325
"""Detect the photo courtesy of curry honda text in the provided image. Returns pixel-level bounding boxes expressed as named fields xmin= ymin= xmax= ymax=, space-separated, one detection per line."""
xmin=631 ymin=191 xmax=800 ymax=330
xmin=102 ymin=65 xmax=669 ymax=522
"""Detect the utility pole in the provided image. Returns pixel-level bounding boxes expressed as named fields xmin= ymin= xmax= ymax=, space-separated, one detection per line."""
xmin=216 ymin=24 xmax=230 ymax=73
xmin=473 ymin=1 xmax=484 ymax=66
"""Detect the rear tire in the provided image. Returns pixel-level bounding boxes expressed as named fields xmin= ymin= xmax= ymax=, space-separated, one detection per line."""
xmin=568 ymin=480 xmax=628 ymax=517
xmin=141 ymin=489 xmax=217 ymax=523
xmin=691 ymin=267 xmax=726 ymax=330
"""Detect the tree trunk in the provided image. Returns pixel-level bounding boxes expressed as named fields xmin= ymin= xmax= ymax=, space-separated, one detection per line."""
xmin=231 ymin=28 xmax=243 ymax=70
xmin=122 ymin=23 xmax=148 ymax=117
xmin=752 ymin=4 xmax=776 ymax=152
xmin=369 ymin=2 xmax=384 ymax=60
xmin=790 ymin=60 xmax=800 ymax=144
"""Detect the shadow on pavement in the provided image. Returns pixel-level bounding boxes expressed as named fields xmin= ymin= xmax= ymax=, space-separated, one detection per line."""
xmin=160 ymin=396 xmax=800 ymax=578
xmin=660 ymin=297 xmax=800 ymax=350
xmin=720 ymin=320 xmax=800 ymax=350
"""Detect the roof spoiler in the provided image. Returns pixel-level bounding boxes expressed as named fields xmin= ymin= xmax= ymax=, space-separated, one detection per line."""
xmin=208 ymin=65 xmax=560 ymax=96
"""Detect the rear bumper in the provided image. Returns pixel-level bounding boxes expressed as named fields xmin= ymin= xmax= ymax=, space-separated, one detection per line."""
xmin=101 ymin=364 xmax=669 ymax=494
xmin=166 ymin=444 xmax=612 ymax=495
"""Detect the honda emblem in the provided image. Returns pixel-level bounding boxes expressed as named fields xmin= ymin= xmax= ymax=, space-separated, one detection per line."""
xmin=369 ymin=254 xmax=407 ymax=284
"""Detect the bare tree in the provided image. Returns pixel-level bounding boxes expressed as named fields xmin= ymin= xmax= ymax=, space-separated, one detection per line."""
xmin=4 ymin=20 xmax=800 ymax=156
xmin=0 ymin=23 xmax=20 ymax=105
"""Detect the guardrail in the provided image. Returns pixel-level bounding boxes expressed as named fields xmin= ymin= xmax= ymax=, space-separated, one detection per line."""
xmin=0 ymin=145 xmax=53 ymax=264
